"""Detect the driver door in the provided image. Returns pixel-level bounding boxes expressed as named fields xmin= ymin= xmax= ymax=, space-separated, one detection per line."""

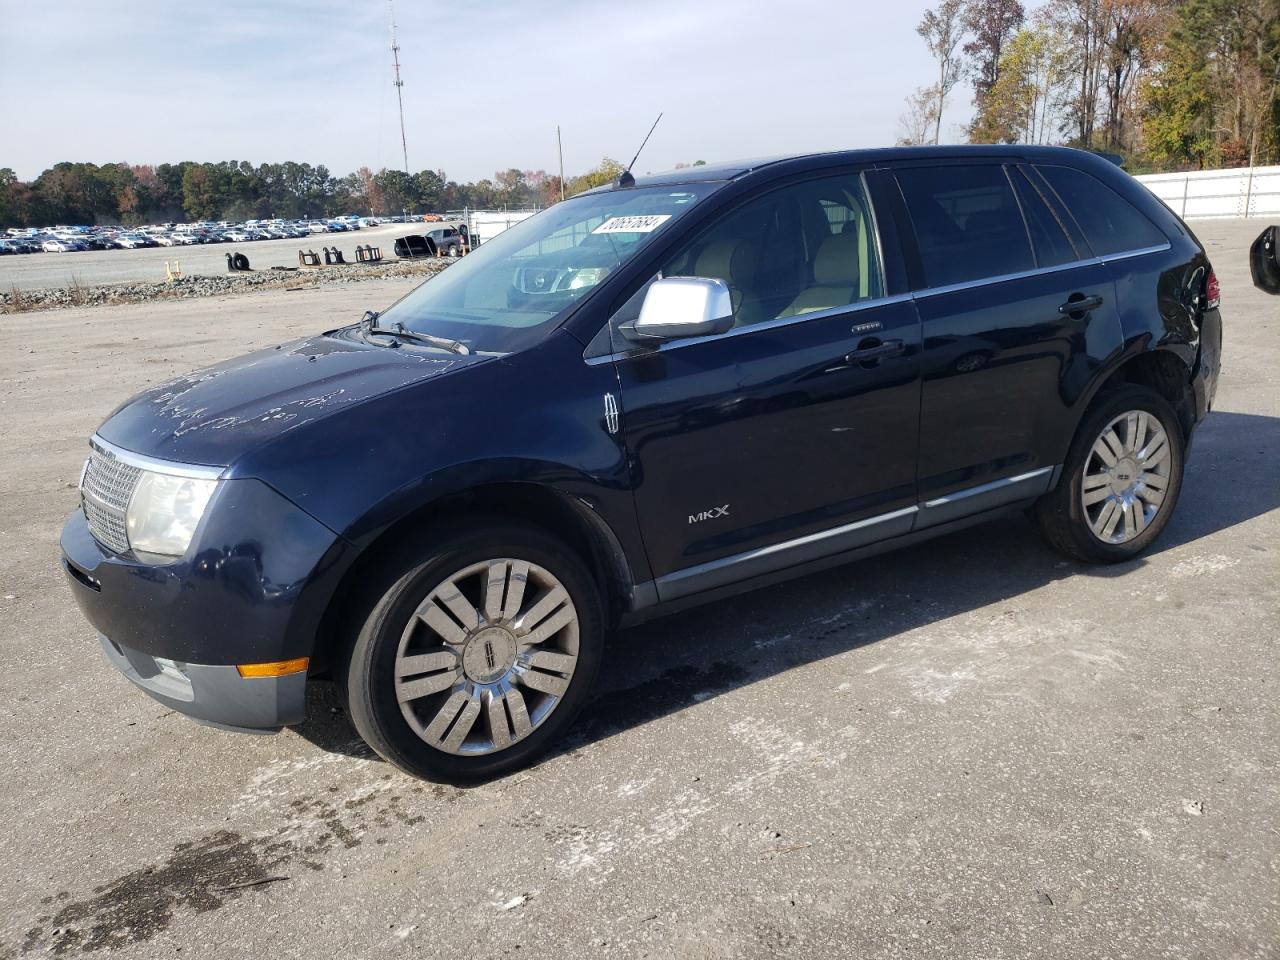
xmin=611 ymin=171 xmax=922 ymax=600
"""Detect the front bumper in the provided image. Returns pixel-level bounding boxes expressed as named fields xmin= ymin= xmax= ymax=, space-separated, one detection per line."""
xmin=97 ymin=633 xmax=305 ymax=732
xmin=60 ymin=476 xmax=351 ymax=731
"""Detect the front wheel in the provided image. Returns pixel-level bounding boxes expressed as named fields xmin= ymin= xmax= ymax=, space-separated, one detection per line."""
xmin=1033 ymin=385 xmax=1186 ymax=563
xmin=342 ymin=521 xmax=603 ymax=782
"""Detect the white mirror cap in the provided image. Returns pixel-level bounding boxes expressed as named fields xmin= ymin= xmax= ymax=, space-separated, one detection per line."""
xmin=635 ymin=277 xmax=734 ymax=335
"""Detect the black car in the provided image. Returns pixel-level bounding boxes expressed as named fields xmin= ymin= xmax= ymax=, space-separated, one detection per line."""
xmin=61 ymin=146 xmax=1222 ymax=781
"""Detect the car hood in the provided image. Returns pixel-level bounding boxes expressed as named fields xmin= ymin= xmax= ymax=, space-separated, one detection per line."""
xmin=96 ymin=333 xmax=489 ymax=468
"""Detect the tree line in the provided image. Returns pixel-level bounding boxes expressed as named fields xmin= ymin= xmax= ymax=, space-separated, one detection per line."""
xmin=904 ymin=0 xmax=1279 ymax=170
xmin=7 ymin=0 xmax=1271 ymax=228
xmin=0 ymin=158 xmax=636 ymax=229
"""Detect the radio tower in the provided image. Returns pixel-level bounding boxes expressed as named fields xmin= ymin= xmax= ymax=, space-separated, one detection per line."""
xmin=389 ymin=0 xmax=409 ymax=176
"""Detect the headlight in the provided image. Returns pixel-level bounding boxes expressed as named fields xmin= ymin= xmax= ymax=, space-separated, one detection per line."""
xmin=126 ymin=471 xmax=219 ymax=561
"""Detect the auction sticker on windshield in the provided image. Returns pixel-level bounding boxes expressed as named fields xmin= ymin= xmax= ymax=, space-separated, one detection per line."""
xmin=592 ymin=215 xmax=672 ymax=234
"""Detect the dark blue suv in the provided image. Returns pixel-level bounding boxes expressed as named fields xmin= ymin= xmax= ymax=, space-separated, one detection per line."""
xmin=61 ymin=146 xmax=1222 ymax=781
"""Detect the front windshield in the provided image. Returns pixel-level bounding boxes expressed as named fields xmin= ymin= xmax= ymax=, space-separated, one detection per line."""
xmin=377 ymin=183 xmax=721 ymax=353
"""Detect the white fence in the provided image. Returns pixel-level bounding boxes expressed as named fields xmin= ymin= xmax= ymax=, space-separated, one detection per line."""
xmin=1135 ymin=166 xmax=1280 ymax=220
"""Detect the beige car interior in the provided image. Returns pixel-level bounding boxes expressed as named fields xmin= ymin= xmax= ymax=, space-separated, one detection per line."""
xmin=667 ymin=176 xmax=882 ymax=329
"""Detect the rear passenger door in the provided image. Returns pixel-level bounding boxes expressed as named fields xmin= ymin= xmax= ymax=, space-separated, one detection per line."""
xmin=888 ymin=161 xmax=1124 ymax=526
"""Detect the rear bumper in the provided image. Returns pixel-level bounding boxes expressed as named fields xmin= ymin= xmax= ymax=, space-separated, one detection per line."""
xmin=1192 ymin=306 xmax=1222 ymax=425
xmin=97 ymin=633 xmax=305 ymax=732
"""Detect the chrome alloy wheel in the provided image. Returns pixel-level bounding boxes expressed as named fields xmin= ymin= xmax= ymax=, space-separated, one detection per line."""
xmin=394 ymin=559 xmax=579 ymax=756
xmin=1081 ymin=409 xmax=1172 ymax=544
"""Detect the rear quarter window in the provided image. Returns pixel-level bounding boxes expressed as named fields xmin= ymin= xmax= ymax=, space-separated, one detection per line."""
xmin=1010 ymin=167 xmax=1078 ymax=268
xmin=1036 ymin=165 xmax=1167 ymax=257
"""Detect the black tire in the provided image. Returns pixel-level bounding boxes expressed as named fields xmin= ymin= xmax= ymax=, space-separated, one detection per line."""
xmin=340 ymin=520 xmax=604 ymax=782
xmin=1033 ymin=384 xmax=1185 ymax=563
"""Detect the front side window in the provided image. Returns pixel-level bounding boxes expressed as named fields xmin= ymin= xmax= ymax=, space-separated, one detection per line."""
xmin=651 ymin=172 xmax=884 ymax=329
xmin=378 ymin=183 xmax=720 ymax=352
xmin=1036 ymin=164 xmax=1167 ymax=257
xmin=895 ymin=164 xmax=1034 ymax=288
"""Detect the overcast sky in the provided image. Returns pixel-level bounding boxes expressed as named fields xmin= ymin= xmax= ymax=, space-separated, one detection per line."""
xmin=0 ymin=0 xmax=979 ymax=183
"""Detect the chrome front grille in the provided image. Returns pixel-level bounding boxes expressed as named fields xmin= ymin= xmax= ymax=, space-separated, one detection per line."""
xmin=81 ymin=447 xmax=143 ymax=554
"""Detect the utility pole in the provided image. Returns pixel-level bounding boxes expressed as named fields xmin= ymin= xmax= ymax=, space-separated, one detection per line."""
xmin=389 ymin=0 xmax=409 ymax=178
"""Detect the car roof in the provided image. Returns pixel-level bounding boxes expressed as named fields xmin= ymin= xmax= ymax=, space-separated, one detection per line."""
xmin=599 ymin=144 xmax=1105 ymax=192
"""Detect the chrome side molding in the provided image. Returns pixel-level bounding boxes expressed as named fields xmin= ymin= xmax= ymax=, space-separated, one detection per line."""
xmin=656 ymin=465 xmax=1061 ymax=601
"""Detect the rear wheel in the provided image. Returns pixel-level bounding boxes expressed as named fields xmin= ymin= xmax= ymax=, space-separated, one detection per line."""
xmin=1033 ymin=385 xmax=1185 ymax=563
xmin=341 ymin=521 xmax=603 ymax=782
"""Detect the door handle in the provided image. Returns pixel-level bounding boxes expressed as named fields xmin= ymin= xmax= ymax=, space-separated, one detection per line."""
xmin=1058 ymin=293 xmax=1105 ymax=316
xmin=846 ymin=337 xmax=905 ymax=364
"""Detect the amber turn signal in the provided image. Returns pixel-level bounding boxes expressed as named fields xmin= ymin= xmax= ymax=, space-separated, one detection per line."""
xmin=236 ymin=657 xmax=309 ymax=678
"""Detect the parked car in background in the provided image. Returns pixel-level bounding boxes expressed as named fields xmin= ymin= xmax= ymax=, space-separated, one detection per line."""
xmin=425 ymin=226 xmax=463 ymax=256
xmin=41 ymin=238 xmax=75 ymax=252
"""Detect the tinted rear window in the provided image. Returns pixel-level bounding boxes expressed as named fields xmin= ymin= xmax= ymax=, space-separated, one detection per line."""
xmin=1037 ymin=165 xmax=1166 ymax=257
xmin=895 ymin=164 xmax=1034 ymax=287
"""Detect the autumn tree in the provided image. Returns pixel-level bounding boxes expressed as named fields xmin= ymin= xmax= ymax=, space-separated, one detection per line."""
xmin=898 ymin=86 xmax=944 ymax=144
xmin=963 ymin=0 xmax=1027 ymax=124
xmin=972 ymin=18 xmax=1075 ymax=143
xmin=918 ymin=0 xmax=969 ymax=143
xmin=1143 ymin=0 xmax=1280 ymax=168
xmin=565 ymin=158 xmax=626 ymax=196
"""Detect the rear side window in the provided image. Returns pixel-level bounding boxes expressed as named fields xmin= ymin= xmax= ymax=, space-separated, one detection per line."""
xmin=894 ymin=164 xmax=1034 ymax=287
xmin=1010 ymin=168 xmax=1078 ymax=267
xmin=1036 ymin=165 xmax=1166 ymax=257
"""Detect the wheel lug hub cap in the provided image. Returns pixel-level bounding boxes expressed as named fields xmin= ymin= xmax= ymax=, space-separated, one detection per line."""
xmin=1111 ymin=457 xmax=1139 ymax=495
xmin=461 ymin=627 xmax=517 ymax=684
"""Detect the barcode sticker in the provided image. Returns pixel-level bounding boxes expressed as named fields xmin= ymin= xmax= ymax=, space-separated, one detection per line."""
xmin=592 ymin=215 xmax=672 ymax=234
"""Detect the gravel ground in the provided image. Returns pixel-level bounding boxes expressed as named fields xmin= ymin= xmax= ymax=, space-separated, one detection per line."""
xmin=0 ymin=218 xmax=1276 ymax=959
xmin=0 ymin=223 xmax=456 ymax=292
xmin=0 ymin=258 xmax=449 ymax=313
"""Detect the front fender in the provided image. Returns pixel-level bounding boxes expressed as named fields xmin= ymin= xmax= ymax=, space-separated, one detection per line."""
xmin=234 ymin=330 xmax=648 ymax=600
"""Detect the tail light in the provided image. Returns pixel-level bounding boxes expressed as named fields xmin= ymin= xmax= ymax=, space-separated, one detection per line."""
xmin=1205 ymin=270 xmax=1221 ymax=310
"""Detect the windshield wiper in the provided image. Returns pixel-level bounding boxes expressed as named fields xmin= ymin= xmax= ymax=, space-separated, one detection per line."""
xmin=361 ymin=311 xmax=470 ymax=355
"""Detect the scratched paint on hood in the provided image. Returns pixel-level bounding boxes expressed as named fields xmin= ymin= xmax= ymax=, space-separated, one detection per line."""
xmin=96 ymin=334 xmax=486 ymax=467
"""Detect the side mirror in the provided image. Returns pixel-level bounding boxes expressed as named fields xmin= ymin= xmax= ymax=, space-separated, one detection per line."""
xmin=1250 ymin=225 xmax=1280 ymax=295
xmin=626 ymin=277 xmax=735 ymax=343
